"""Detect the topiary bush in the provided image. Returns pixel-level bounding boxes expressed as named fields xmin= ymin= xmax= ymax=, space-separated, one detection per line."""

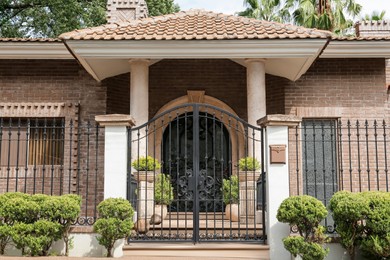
xmin=329 ymin=191 xmax=369 ymax=260
xmin=238 ymin=157 xmax=261 ymax=171
xmin=11 ymin=220 xmax=62 ymax=256
xmin=222 ymin=175 xmax=239 ymax=205
xmin=277 ymin=195 xmax=329 ymax=260
xmin=94 ymin=198 xmax=134 ymax=257
xmin=132 ymin=156 xmax=161 ymax=171
xmin=154 ymin=174 xmax=174 ymax=205
xmin=360 ymin=191 xmax=390 ymax=259
xmin=40 ymin=194 xmax=81 ymax=256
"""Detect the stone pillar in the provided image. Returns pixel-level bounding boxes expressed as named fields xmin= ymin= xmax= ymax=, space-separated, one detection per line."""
xmin=134 ymin=172 xmax=155 ymax=220
xmin=258 ymin=115 xmax=301 ymax=260
xmin=246 ymin=59 xmax=266 ymax=126
xmin=245 ymin=58 xmax=266 ymax=161
xmin=239 ymin=171 xmax=261 ymax=224
xmin=95 ymin=114 xmax=135 ymax=199
xmin=129 ymin=59 xmax=150 ymax=158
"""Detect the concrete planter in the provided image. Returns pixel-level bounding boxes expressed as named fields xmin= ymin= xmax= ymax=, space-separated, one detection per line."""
xmin=155 ymin=204 xmax=168 ymax=219
xmin=225 ymin=204 xmax=239 ymax=222
xmin=238 ymin=171 xmax=261 ymax=182
xmin=133 ymin=171 xmax=158 ymax=182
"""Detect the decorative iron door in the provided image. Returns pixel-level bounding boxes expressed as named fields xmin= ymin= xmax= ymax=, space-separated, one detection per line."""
xmin=128 ymin=103 xmax=266 ymax=243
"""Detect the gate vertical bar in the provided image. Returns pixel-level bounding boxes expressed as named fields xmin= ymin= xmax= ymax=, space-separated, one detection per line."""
xmin=193 ymin=104 xmax=200 ymax=243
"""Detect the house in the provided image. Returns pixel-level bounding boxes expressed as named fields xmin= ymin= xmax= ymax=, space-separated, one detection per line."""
xmin=0 ymin=0 xmax=389 ymax=259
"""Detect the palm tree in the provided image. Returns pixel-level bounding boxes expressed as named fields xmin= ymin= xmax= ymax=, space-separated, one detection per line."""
xmin=282 ymin=0 xmax=362 ymax=33
xmin=363 ymin=10 xmax=386 ymax=21
xmin=238 ymin=0 xmax=289 ymax=23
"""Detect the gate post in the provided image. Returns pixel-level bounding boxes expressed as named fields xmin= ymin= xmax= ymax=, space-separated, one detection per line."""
xmin=95 ymin=114 xmax=135 ymax=199
xmin=258 ymin=115 xmax=301 ymax=260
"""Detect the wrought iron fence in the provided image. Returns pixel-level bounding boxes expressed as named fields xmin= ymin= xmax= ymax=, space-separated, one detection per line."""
xmin=289 ymin=119 xmax=390 ymax=233
xmin=0 ymin=118 xmax=104 ymax=225
xmin=127 ymin=103 xmax=266 ymax=243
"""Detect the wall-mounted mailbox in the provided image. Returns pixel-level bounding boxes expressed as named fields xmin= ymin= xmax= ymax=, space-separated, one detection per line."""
xmin=270 ymin=145 xmax=286 ymax=164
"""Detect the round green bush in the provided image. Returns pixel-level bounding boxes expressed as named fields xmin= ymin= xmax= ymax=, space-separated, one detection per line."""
xmin=132 ymin=156 xmax=161 ymax=171
xmin=238 ymin=157 xmax=261 ymax=171
xmin=154 ymin=174 xmax=174 ymax=205
xmin=222 ymin=175 xmax=239 ymax=205
xmin=94 ymin=198 xmax=134 ymax=257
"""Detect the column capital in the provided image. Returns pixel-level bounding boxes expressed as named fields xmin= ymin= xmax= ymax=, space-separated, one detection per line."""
xmin=95 ymin=114 xmax=136 ymax=127
xmin=257 ymin=114 xmax=301 ymax=128
xmin=245 ymin=58 xmax=266 ymax=65
xmin=128 ymin=59 xmax=150 ymax=66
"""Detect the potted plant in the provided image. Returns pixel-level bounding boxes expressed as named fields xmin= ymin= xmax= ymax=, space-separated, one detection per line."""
xmin=222 ymin=175 xmax=239 ymax=222
xmin=131 ymin=156 xmax=161 ymax=182
xmin=154 ymin=173 xmax=174 ymax=220
xmin=238 ymin=157 xmax=261 ymax=181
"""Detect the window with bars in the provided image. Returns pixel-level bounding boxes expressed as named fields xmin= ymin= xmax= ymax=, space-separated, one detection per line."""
xmin=0 ymin=118 xmax=65 ymax=167
xmin=301 ymin=119 xmax=338 ymax=206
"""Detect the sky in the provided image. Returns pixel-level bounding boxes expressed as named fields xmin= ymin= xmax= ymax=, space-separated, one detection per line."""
xmin=174 ymin=0 xmax=390 ymax=19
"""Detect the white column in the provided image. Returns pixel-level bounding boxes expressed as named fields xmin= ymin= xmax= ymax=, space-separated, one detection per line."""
xmin=129 ymin=59 xmax=150 ymax=160
xmin=95 ymin=114 xmax=135 ymax=199
xmin=258 ymin=115 xmax=301 ymax=260
xmin=246 ymin=59 xmax=266 ymax=126
xmin=130 ymin=59 xmax=150 ymax=125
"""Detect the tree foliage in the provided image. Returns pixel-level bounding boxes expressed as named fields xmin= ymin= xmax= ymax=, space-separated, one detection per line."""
xmin=145 ymin=0 xmax=180 ymax=17
xmin=0 ymin=0 xmax=180 ymax=38
xmin=239 ymin=0 xmax=362 ymax=34
xmin=363 ymin=10 xmax=387 ymax=21
xmin=0 ymin=0 xmax=107 ymax=38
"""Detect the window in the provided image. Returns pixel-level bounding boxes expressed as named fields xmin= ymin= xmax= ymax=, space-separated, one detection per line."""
xmin=0 ymin=118 xmax=65 ymax=167
xmin=301 ymin=119 xmax=338 ymax=205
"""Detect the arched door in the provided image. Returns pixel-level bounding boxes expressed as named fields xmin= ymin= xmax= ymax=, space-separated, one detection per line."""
xmin=162 ymin=111 xmax=231 ymax=213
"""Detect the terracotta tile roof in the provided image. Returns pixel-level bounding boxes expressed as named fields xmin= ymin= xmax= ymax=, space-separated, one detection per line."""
xmin=60 ymin=9 xmax=332 ymax=40
xmin=0 ymin=38 xmax=61 ymax=42
xmin=332 ymin=35 xmax=390 ymax=41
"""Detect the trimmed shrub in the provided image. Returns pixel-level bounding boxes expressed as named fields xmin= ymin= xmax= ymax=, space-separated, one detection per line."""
xmin=222 ymin=175 xmax=239 ymax=205
xmin=329 ymin=191 xmax=369 ymax=260
xmin=11 ymin=220 xmax=62 ymax=256
xmin=277 ymin=195 xmax=329 ymax=260
xmin=238 ymin=157 xmax=261 ymax=171
xmin=154 ymin=174 xmax=174 ymax=205
xmin=132 ymin=156 xmax=161 ymax=171
xmin=360 ymin=192 xmax=390 ymax=259
xmin=0 ymin=224 xmax=11 ymax=255
xmin=94 ymin=198 xmax=134 ymax=257
xmin=41 ymin=194 xmax=81 ymax=256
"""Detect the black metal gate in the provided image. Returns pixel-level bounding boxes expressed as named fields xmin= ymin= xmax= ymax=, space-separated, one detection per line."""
xmin=128 ymin=103 xmax=265 ymax=243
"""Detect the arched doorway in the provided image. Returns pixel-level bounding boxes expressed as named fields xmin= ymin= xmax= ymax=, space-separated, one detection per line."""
xmin=162 ymin=111 xmax=231 ymax=213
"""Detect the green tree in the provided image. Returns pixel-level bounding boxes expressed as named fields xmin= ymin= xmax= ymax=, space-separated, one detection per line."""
xmin=238 ymin=0 xmax=290 ymax=23
xmin=0 ymin=0 xmax=180 ymax=38
xmin=0 ymin=0 xmax=107 ymax=38
xmin=363 ymin=10 xmax=386 ymax=21
xmin=145 ymin=0 xmax=180 ymax=17
xmin=283 ymin=0 xmax=362 ymax=33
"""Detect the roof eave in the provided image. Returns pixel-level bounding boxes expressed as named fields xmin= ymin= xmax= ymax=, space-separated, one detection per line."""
xmin=64 ymin=38 xmax=329 ymax=81
xmin=0 ymin=42 xmax=73 ymax=59
xmin=321 ymin=40 xmax=390 ymax=58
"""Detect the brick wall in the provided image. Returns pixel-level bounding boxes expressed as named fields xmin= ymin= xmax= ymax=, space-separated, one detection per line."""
xmin=149 ymin=59 xmax=248 ymax=120
xmin=0 ymin=59 xmax=106 ymax=217
xmin=104 ymin=72 xmax=130 ymax=115
xmin=285 ymin=58 xmax=390 ymax=196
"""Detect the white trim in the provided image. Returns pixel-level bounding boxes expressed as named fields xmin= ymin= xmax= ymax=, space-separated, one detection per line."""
xmin=66 ymin=39 xmax=328 ymax=59
xmin=321 ymin=41 xmax=390 ymax=58
xmin=0 ymin=42 xmax=73 ymax=59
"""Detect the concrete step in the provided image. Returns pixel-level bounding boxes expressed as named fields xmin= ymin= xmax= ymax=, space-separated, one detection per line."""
xmin=123 ymin=243 xmax=270 ymax=259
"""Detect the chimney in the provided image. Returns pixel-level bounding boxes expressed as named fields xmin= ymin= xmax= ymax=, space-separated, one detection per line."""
xmin=106 ymin=0 xmax=148 ymax=23
xmin=355 ymin=20 xmax=390 ymax=37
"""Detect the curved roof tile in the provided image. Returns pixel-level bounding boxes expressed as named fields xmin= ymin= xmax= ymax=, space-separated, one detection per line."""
xmin=60 ymin=9 xmax=332 ymax=40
